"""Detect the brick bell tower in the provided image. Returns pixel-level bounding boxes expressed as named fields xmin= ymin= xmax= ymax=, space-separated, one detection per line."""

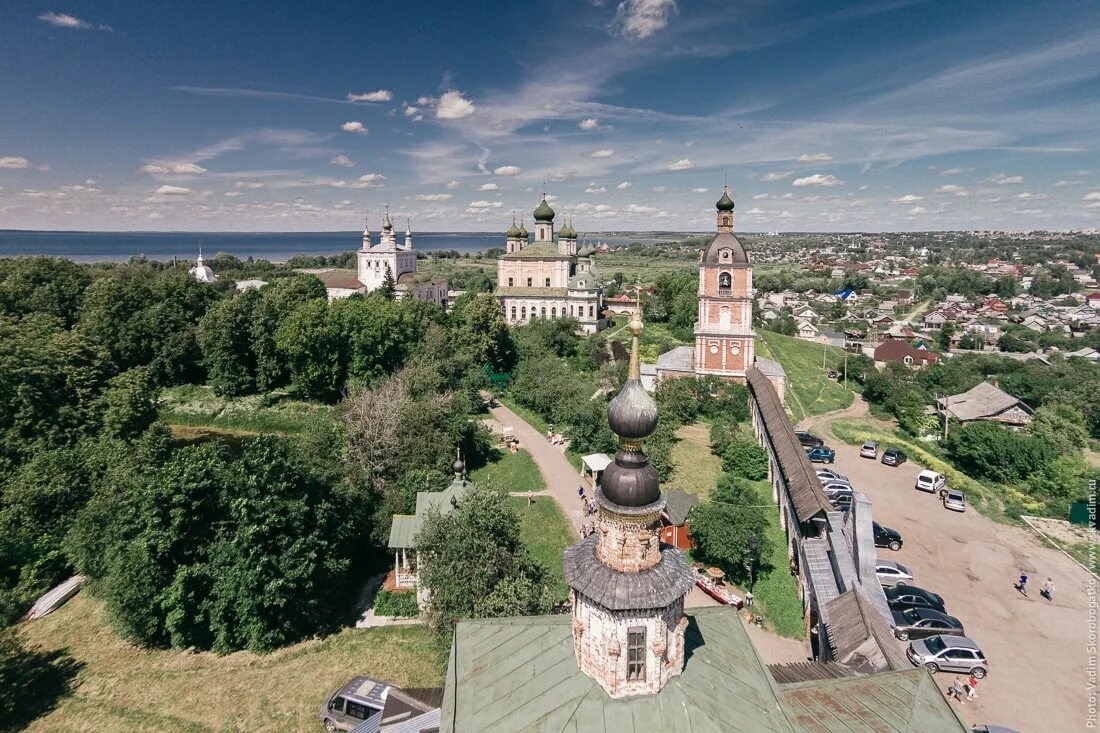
xmin=694 ymin=185 xmax=755 ymax=380
xmin=563 ymin=310 xmax=696 ymax=699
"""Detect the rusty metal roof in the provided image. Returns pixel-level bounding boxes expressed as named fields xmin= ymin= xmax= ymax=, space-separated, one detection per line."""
xmin=823 ymin=589 xmax=910 ymax=674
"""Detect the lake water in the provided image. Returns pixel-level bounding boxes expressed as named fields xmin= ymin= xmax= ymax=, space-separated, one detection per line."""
xmin=0 ymin=230 xmax=685 ymax=263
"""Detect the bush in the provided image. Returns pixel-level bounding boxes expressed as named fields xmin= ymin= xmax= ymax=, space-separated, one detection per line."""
xmin=721 ymin=440 xmax=769 ymax=481
xmin=374 ymin=589 xmax=419 ymax=618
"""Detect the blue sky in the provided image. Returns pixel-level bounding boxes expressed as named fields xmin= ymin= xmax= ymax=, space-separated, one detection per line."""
xmin=1 ymin=0 xmax=1098 ymax=232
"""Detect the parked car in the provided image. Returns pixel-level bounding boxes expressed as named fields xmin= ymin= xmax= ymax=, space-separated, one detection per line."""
xmin=827 ymin=369 xmax=839 ymax=380
xmin=881 ymin=447 xmax=907 ymax=467
xmin=873 ymin=521 xmax=903 ymax=551
xmin=906 ymin=635 xmax=988 ymax=678
xmin=796 ymin=431 xmax=824 ymax=448
xmin=815 ymin=468 xmax=849 ymax=483
xmin=915 ymin=470 xmax=946 ymax=493
xmin=942 ymin=489 xmax=966 ymax=512
xmin=821 ymin=482 xmax=853 ymax=496
xmin=830 ymin=493 xmax=853 ymax=511
xmin=807 ymin=446 xmax=836 ymax=463
xmin=891 ymin=607 xmax=965 ymax=641
xmin=320 ymin=677 xmax=388 ymax=732
xmin=885 ymin=585 xmax=946 ymax=613
xmin=876 ymin=559 xmax=915 ymax=587
xmin=859 ymin=441 xmax=878 ymax=459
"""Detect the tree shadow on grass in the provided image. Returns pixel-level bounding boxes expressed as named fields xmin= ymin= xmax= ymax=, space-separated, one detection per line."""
xmin=0 ymin=632 xmax=83 ymax=733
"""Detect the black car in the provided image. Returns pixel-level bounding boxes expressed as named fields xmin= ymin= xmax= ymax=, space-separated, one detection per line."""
xmin=885 ymin=584 xmax=946 ymax=613
xmin=881 ymin=447 xmax=907 ymax=467
xmin=890 ymin=607 xmax=965 ymax=641
xmin=829 ymin=492 xmax=853 ymax=511
xmin=873 ymin=521 xmax=903 ymax=551
xmin=796 ymin=431 xmax=824 ymax=448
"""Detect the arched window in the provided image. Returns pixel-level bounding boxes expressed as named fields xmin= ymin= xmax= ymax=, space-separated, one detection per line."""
xmin=521 ymin=306 xmax=527 ymax=320
xmin=589 ymin=305 xmax=594 ymax=318
xmin=510 ymin=306 xmax=517 ymax=320
xmin=541 ymin=306 xmax=547 ymax=318
xmin=551 ymin=307 xmax=557 ymax=317
xmin=719 ymin=271 xmax=732 ymax=294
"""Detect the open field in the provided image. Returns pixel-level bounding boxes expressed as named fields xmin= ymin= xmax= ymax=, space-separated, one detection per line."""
xmin=756 ymin=331 xmax=854 ymax=421
xmin=506 ymin=496 xmax=575 ymax=604
xmin=159 ymin=385 xmax=336 ymax=435
xmin=16 ymin=594 xmax=446 ymax=733
xmin=668 ymin=422 xmax=721 ymax=498
xmin=470 ymin=448 xmax=545 ymax=492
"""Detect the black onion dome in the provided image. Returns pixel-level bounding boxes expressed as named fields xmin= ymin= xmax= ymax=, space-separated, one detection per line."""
xmin=607 ymin=379 xmax=658 ymax=440
xmin=601 ymin=449 xmax=660 ymax=507
xmin=716 ymin=186 xmax=735 ymax=211
xmin=452 ymin=457 xmax=465 ymax=474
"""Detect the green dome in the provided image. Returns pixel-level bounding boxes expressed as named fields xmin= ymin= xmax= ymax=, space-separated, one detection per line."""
xmin=533 ymin=195 xmax=555 ymax=222
xmin=559 ymin=221 xmax=576 ymax=239
xmin=716 ymin=186 xmax=735 ymax=212
xmin=506 ymin=221 xmax=521 ymax=238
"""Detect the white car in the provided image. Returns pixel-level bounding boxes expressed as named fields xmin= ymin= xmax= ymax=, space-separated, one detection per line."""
xmin=915 ymin=470 xmax=946 ymax=494
xmin=876 ymin=560 xmax=915 ymax=587
xmin=822 ymin=482 xmax=853 ymax=496
xmin=859 ymin=441 xmax=878 ymax=459
xmin=942 ymin=489 xmax=966 ymax=512
xmin=816 ymin=469 xmax=849 ymax=483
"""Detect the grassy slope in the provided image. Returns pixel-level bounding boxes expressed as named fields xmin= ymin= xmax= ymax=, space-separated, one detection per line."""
xmin=750 ymin=480 xmax=806 ymax=639
xmin=756 ymin=331 xmax=854 ymax=422
xmin=159 ymin=385 xmax=336 ymax=435
xmin=669 ymin=422 xmax=721 ymax=499
xmin=470 ymin=449 xmax=545 ymax=492
xmin=18 ymin=594 xmax=446 ymax=733
xmin=506 ymin=496 xmax=575 ymax=604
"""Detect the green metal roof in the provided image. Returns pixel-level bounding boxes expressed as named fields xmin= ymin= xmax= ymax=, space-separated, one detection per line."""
xmin=387 ymin=515 xmax=420 ymax=549
xmin=533 ymin=196 xmax=555 ymax=222
xmin=501 ymin=241 xmax=569 ymax=259
xmin=780 ymin=668 xmax=968 ymax=732
xmin=496 ymin=286 xmax=569 ymax=297
xmin=389 ymin=476 xmax=473 ymax=550
xmin=439 ymin=607 xmax=797 ymax=733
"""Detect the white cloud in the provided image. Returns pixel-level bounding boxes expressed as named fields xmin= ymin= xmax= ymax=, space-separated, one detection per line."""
xmin=625 ymin=203 xmax=658 ymax=214
xmin=414 ymin=193 xmax=453 ymax=201
xmin=760 ymin=171 xmax=792 ymax=182
xmin=617 ymin=181 xmax=632 ymax=190
xmin=890 ymin=194 xmax=923 ymax=204
xmin=667 ymin=158 xmax=694 ymax=171
xmin=330 ymin=154 xmax=355 ymax=167
xmin=1053 ymin=180 xmax=1082 ymax=187
xmin=746 ymin=207 xmax=766 ymax=215
xmin=797 ymin=152 xmax=833 ymax=163
xmin=652 ymin=186 xmax=668 ymax=192
xmin=436 ymin=91 xmax=476 ymax=120
xmin=792 ymin=174 xmax=843 ymax=187
xmin=1082 ymin=191 xmax=1100 ymax=201
xmin=38 ymin=12 xmax=112 ymax=31
xmin=935 ymin=184 xmax=969 ymax=195
xmin=224 ymin=191 xmax=241 ymax=197
xmin=477 ymin=183 xmax=499 ymax=191
xmin=404 ymin=105 xmax=420 ymax=118
xmin=578 ymin=118 xmax=600 ymax=131
xmin=346 ymin=89 xmax=392 ymax=103
xmin=494 ymin=165 xmax=522 ymax=176
xmin=154 ymin=185 xmax=193 ymax=196
xmin=611 ymin=0 xmax=679 ymax=40
xmin=235 ymin=181 xmax=265 ymax=189
xmin=908 ymin=206 xmax=928 ymax=215
xmin=445 ymin=179 xmax=460 ymax=189
xmin=467 ymin=200 xmax=503 ymax=213
xmin=357 ymin=173 xmax=386 ymax=185
xmin=940 ymin=167 xmax=973 ymax=175
xmin=589 ymin=149 xmax=615 ymax=158
xmin=985 ymin=174 xmax=1023 ymax=185
xmin=692 ymin=187 xmax=708 ymax=193
xmin=585 ymin=185 xmax=608 ymax=194
xmin=140 ymin=162 xmax=207 ymax=175
xmin=1017 ymin=192 xmax=1047 ymax=200
xmin=341 ymin=121 xmax=368 ymax=134
xmin=0 ymin=157 xmax=31 ymax=169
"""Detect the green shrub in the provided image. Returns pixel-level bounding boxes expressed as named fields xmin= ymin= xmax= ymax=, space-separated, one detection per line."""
xmin=374 ymin=589 xmax=419 ymax=618
xmin=721 ymin=440 xmax=769 ymax=481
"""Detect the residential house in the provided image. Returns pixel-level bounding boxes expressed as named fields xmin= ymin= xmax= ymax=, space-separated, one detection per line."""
xmin=659 ymin=488 xmax=699 ymax=551
xmin=922 ymin=310 xmax=947 ymax=328
xmin=796 ymin=319 xmax=820 ymax=340
xmin=895 ymin=288 xmax=913 ymax=304
xmin=873 ymin=340 xmax=941 ymax=369
xmin=794 ymin=305 xmax=820 ymax=321
xmin=938 ymin=381 xmax=1034 ymax=427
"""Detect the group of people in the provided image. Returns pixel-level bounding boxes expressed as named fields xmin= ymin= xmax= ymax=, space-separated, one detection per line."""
xmin=577 ymin=485 xmax=598 ymax=517
xmin=546 ymin=426 xmax=566 ymax=445
xmin=947 ymin=674 xmax=980 ymax=703
xmin=1015 ymin=572 xmax=1056 ymax=601
xmin=580 ymin=522 xmax=599 ymax=538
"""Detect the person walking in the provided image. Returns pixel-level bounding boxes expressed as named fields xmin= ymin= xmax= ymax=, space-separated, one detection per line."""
xmin=578 ymin=485 xmax=585 ymax=500
xmin=947 ymin=677 xmax=965 ymax=703
xmin=1016 ymin=572 xmax=1029 ymax=596
xmin=965 ymin=674 xmax=979 ymax=701
xmin=1041 ymin=577 xmax=1054 ymax=601
xmin=527 ymin=490 xmax=534 ymax=506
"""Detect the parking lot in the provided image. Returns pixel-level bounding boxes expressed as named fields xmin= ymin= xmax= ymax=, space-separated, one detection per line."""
xmin=824 ymin=436 xmax=1091 ymax=732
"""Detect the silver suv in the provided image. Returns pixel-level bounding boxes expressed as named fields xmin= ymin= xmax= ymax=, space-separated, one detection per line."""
xmin=907 ymin=635 xmax=988 ymax=678
xmin=320 ymin=676 xmax=389 ymax=731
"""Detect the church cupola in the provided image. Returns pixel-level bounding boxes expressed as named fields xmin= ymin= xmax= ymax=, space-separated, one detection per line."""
xmin=404 ymin=219 xmax=413 ymax=251
xmin=558 ymin=217 xmax=577 ymax=255
xmin=533 ymin=194 xmax=555 ymax=243
xmin=518 ymin=218 xmax=529 ymax=241
xmin=379 ymin=205 xmax=397 ymax=249
xmin=563 ymin=308 xmax=695 ymax=700
xmin=361 ymin=218 xmax=371 ymax=250
xmin=506 ymin=217 xmax=523 ymax=254
xmin=716 ymin=185 xmax=735 ymax=233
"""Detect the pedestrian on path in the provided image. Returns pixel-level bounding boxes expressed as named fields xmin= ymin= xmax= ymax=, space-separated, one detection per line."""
xmin=527 ymin=490 xmax=534 ymax=506
xmin=745 ymin=591 xmax=754 ymax=608
xmin=947 ymin=677 xmax=966 ymax=703
xmin=1041 ymin=577 xmax=1054 ymax=601
xmin=1016 ymin=573 xmax=1028 ymax=596
xmin=578 ymin=485 xmax=585 ymax=500
xmin=965 ymin=674 xmax=979 ymax=701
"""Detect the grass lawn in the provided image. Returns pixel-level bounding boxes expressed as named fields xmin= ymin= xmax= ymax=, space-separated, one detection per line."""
xmin=159 ymin=385 xmax=336 ymax=435
xmin=669 ymin=422 xmax=721 ymax=499
xmin=17 ymin=594 xmax=447 ymax=733
xmin=470 ymin=448 xmax=545 ymax=492
xmin=497 ymin=395 xmax=548 ymax=435
xmin=756 ymin=331 xmax=854 ymax=422
xmin=506 ymin=496 xmax=575 ymax=604
xmin=749 ymin=480 xmax=806 ymax=639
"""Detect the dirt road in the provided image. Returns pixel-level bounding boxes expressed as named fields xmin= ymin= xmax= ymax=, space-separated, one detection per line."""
xmin=825 ymin=435 xmax=1092 ymax=732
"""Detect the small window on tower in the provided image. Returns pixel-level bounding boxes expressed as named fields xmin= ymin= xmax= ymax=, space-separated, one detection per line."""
xmin=527 ymin=278 xmax=533 ymax=287
xmin=508 ymin=277 xmax=514 ymax=287
xmin=627 ymin=627 xmax=646 ymax=680
xmin=545 ymin=278 xmax=551 ymax=287
xmin=719 ymin=272 xmax=732 ymax=294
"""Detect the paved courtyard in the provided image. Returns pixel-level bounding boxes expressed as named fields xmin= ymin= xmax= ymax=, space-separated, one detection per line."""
xmin=823 ymin=435 xmax=1092 ymax=732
